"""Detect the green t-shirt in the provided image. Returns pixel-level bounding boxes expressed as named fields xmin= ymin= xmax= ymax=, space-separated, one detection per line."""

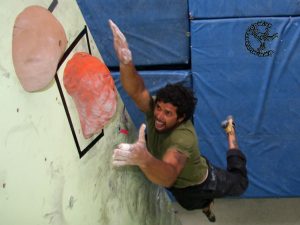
xmin=145 ymin=102 xmax=208 ymax=188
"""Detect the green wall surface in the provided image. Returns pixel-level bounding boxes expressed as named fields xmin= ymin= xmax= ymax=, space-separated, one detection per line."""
xmin=0 ymin=1 xmax=181 ymax=225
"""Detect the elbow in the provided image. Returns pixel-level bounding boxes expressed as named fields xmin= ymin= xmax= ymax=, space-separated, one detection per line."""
xmin=163 ymin=178 xmax=176 ymax=188
xmin=163 ymin=168 xmax=181 ymax=188
xmin=164 ymin=183 xmax=173 ymax=188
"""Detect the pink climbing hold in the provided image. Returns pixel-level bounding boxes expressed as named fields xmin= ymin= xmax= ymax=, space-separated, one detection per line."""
xmin=63 ymin=52 xmax=117 ymax=139
xmin=12 ymin=5 xmax=67 ymax=92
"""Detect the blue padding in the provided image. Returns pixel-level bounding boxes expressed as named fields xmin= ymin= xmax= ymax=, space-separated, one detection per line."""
xmin=76 ymin=0 xmax=189 ymax=67
xmin=191 ymin=18 xmax=300 ymax=197
xmin=112 ymin=70 xmax=192 ymax=128
xmin=189 ymin=0 xmax=300 ymax=19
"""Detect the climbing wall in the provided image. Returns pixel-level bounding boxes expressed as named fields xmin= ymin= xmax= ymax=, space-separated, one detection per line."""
xmin=0 ymin=1 xmax=181 ymax=225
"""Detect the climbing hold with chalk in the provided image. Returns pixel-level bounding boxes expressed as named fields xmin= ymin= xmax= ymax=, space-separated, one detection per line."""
xmin=64 ymin=52 xmax=117 ymax=139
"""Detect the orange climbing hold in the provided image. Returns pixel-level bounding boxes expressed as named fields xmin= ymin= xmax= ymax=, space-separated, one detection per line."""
xmin=64 ymin=52 xmax=117 ymax=139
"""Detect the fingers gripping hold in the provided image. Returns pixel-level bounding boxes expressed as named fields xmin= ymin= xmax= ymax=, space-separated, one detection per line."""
xmin=138 ymin=124 xmax=146 ymax=145
xmin=113 ymin=148 xmax=132 ymax=160
xmin=112 ymin=160 xmax=130 ymax=167
xmin=112 ymin=124 xmax=148 ymax=167
xmin=118 ymin=143 xmax=132 ymax=151
xmin=112 ymin=145 xmax=133 ymax=167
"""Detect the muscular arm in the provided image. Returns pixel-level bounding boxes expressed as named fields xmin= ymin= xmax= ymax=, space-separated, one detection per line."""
xmin=119 ymin=62 xmax=151 ymax=113
xmin=113 ymin=124 xmax=187 ymax=188
xmin=139 ymin=148 xmax=187 ymax=188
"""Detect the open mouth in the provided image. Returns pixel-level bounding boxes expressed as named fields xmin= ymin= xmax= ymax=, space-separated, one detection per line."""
xmin=155 ymin=119 xmax=165 ymax=130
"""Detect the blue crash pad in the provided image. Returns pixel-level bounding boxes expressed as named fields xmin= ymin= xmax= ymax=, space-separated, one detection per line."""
xmin=112 ymin=70 xmax=192 ymax=129
xmin=76 ymin=0 xmax=189 ymax=67
xmin=191 ymin=18 xmax=300 ymax=197
xmin=189 ymin=0 xmax=300 ymax=19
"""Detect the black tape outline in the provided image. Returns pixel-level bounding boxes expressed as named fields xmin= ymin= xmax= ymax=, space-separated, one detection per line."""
xmin=55 ymin=26 xmax=104 ymax=159
xmin=48 ymin=0 xmax=58 ymax=13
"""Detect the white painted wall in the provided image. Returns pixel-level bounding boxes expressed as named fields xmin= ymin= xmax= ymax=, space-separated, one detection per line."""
xmin=0 ymin=1 xmax=181 ymax=224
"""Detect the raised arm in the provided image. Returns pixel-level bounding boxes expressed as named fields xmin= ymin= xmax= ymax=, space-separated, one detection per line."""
xmin=109 ymin=20 xmax=151 ymax=113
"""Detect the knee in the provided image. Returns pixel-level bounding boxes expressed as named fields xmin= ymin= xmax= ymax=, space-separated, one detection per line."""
xmin=232 ymin=177 xmax=249 ymax=196
xmin=241 ymin=177 xmax=249 ymax=193
xmin=175 ymin=198 xmax=196 ymax=210
xmin=176 ymin=198 xmax=211 ymax=211
xmin=180 ymin=203 xmax=197 ymax=211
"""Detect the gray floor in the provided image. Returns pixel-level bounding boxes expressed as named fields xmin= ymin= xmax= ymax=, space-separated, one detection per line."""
xmin=173 ymin=198 xmax=300 ymax=225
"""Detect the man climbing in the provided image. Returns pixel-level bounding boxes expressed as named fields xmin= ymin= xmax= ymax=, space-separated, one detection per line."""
xmin=109 ymin=20 xmax=248 ymax=222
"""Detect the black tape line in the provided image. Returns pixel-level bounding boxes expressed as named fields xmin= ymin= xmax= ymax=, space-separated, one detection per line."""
xmin=57 ymin=26 xmax=87 ymax=69
xmin=55 ymin=26 xmax=104 ymax=159
xmin=80 ymin=130 xmax=104 ymax=158
xmin=55 ymin=74 xmax=81 ymax=153
xmin=85 ymin=25 xmax=92 ymax=55
xmin=48 ymin=0 xmax=58 ymax=12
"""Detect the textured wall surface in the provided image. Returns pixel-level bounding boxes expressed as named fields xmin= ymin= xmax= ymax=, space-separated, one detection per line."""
xmin=0 ymin=1 xmax=181 ymax=225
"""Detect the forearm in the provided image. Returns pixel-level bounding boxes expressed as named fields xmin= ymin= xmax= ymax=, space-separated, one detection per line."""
xmin=120 ymin=62 xmax=146 ymax=98
xmin=119 ymin=62 xmax=150 ymax=112
xmin=139 ymin=153 xmax=178 ymax=188
xmin=112 ymin=124 xmax=182 ymax=188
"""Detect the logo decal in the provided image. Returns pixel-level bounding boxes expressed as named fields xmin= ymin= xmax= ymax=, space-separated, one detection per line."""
xmin=245 ymin=21 xmax=278 ymax=57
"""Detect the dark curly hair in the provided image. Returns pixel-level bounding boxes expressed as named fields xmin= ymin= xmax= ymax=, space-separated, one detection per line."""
xmin=155 ymin=83 xmax=197 ymax=122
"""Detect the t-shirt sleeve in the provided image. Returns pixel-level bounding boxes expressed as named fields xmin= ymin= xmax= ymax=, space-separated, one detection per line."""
xmin=169 ymin=129 xmax=195 ymax=158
